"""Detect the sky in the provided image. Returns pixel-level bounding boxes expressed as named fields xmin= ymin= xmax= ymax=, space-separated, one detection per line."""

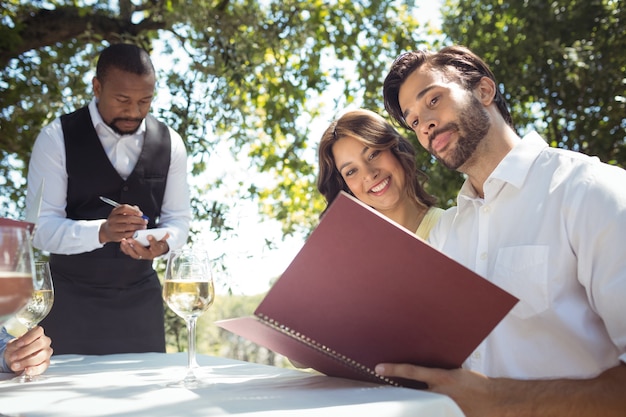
xmin=164 ymin=1 xmax=445 ymax=296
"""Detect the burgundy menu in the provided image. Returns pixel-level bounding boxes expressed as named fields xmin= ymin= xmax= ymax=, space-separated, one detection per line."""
xmin=217 ymin=192 xmax=518 ymax=389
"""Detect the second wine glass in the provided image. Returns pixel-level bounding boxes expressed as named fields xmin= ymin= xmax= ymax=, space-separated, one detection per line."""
xmin=163 ymin=248 xmax=215 ymax=388
xmin=0 ymin=225 xmax=34 ymax=328
xmin=14 ymin=261 xmax=54 ymax=382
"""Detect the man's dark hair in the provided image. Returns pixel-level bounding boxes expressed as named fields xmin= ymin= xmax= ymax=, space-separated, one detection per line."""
xmin=383 ymin=45 xmax=513 ymax=129
xmin=96 ymin=43 xmax=155 ymax=82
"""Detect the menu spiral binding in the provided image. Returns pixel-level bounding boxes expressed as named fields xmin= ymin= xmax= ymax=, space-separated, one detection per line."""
xmin=256 ymin=313 xmax=400 ymax=387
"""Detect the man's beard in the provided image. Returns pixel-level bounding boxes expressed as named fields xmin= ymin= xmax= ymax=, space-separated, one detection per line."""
xmin=107 ymin=117 xmax=143 ymax=136
xmin=429 ymin=95 xmax=490 ymax=171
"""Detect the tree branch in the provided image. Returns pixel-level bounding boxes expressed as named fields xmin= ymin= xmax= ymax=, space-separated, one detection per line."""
xmin=1 ymin=6 xmax=167 ymax=67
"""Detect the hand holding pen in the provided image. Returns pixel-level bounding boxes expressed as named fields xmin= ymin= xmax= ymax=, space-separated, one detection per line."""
xmin=98 ymin=196 xmax=148 ymax=244
xmin=99 ymin=196 xmax=149 ymax=220
xmin=100 ymin=196 xmax=169 ymax=261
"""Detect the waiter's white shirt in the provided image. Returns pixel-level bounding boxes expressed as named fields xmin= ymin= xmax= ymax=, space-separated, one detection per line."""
xmin=26 ymin=99 xmax=191 ymax=254
xmin=429 ymin=131 xmax=626 ymax=379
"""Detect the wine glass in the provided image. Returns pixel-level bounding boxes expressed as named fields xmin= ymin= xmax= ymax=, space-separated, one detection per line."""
xmin=13 ymin=261 xmax=54 ymax=382
xmin=163 ymin=248 xmax=215 ymax=388
xmin=0 ymin=225 xmax=34 ymax=327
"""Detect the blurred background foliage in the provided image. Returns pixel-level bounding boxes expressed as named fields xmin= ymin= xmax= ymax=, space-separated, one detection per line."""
xmin=2 ymin=0 xmax=624 ymax=364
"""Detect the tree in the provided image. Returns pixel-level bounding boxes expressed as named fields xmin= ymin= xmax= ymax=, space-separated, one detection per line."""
xmin=2 ymin=0 xmax=462 ymax=367
xmin=1 ymin=0 xmax=458 ymax=244
xmin=441 ymin=0 xmax=626 ymax=167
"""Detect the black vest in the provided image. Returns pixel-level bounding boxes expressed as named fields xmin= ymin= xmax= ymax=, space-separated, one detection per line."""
xmin=62 ymin=106 xmax=170 ymax=257
xmin=43 ymin=107 xmax=170 ymax=355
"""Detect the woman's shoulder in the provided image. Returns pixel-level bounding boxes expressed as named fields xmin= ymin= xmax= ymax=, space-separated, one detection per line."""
xmin=416 ymin=206 xmax=446 ymax=240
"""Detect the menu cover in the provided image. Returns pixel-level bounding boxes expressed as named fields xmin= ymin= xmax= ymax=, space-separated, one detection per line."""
xmin=217 ymin=191 xmax=518 ymax=389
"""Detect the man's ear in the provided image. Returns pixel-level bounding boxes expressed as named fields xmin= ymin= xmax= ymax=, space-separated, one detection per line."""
xmin=475 ymin=76 xmax=497 ymax=106
xmin=92 ymin=76 xmax=101 ymax=99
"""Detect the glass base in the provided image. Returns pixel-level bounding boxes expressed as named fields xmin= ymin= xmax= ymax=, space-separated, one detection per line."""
xmin=165 ymin=374 xmax=213 ymax=389
xmin=12 ymin=373 xmax=47 ymax=383
xmin=163 ymin=368 xmax=214 ymax=389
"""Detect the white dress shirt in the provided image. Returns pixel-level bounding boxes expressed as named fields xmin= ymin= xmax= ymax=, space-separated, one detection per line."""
xmin=26 ymin=99 xmax=191 ymax=254
xmin=429 ymin=131 xmax=626 ymax=379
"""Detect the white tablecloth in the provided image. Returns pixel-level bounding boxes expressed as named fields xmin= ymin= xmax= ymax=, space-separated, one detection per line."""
xmin=0 ymin=352 xmax=465 ymax=416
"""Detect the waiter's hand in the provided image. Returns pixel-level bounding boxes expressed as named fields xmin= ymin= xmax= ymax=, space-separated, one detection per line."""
xmin=99 ymin=204 xmax=147 ymax=244
xmin=120 ymin=233 xmax=170 ymax=261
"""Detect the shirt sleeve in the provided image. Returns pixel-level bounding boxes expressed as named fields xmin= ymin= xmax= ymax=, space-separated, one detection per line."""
xmin=27 ymin=119 xmax=106 ymax=254
xmin=570 ymin=161 xmax=626 ymax=359
xmin=0 ymin=327 xmax=15 ymax=373
xmin=151 ymin=127 xmax=191 ymax=252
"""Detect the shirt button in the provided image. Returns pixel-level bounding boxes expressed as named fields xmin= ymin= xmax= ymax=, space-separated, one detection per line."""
xmin=482 ymin=206 xmax=490 ymax=213
xmin=472 ymin=351 xmax=481 ymax=359
xmin=480 ymin=252 xmax=488 ymax=261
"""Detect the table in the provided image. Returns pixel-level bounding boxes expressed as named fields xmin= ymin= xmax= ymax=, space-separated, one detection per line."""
xmin=0 ymin=352 xmax=465 ymax=416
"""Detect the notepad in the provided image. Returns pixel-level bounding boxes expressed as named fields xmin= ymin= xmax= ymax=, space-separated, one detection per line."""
xmin=217 ymin=191 xmax=518 ymax=389
xmin=132 ymin=228 xmax=170 ymax=246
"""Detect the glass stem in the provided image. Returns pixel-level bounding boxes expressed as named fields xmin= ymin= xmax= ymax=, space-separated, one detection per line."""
xmin=186 ymin=317 xmax=198 ymax=373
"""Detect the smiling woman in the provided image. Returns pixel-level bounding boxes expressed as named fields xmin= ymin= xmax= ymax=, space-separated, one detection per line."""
xmin=316 ymin=108 xmax=443 ymax=240
xmin=333 ymin=136 xmax=408 ymax=210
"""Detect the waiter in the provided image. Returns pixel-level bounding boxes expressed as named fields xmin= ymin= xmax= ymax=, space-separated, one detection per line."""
xmin=25 ymin=43 xmax=191 ymax=355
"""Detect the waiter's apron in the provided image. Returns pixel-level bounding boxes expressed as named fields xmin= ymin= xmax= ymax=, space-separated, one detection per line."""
xmin=42 ymin=255 xmax=166 ymax=355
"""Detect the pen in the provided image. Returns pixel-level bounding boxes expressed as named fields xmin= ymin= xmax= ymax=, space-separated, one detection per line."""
xmin=99 ymin=196 xmax=149 ymax=221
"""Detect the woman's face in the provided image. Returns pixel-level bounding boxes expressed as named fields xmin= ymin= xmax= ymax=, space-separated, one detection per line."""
xmin=332 ymin=135 xmax=407 ymax=213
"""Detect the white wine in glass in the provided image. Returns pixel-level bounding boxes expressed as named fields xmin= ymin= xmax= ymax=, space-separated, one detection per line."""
xmin=14 ymin=261 xmax=54 ymax=382
xmin=0 ymin=225 xmax=34 ymax=327
xmin=163 ymin=248 xmax=215 ymax=388
xmin=16 ymin=262 xmax=54 ymax=329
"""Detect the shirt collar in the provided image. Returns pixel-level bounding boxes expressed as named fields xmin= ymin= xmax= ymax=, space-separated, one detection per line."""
xmin=88 ymin=98 xmax=147 ymax=138
xmin=457 ymin=131 xmax=548 ymax=206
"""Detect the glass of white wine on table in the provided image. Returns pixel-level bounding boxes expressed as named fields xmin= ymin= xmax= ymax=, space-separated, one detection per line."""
xmin=163 ymin=248 xmax=215 ymax=388
xmin=14 ymin=261 xmax=54 ymax=383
